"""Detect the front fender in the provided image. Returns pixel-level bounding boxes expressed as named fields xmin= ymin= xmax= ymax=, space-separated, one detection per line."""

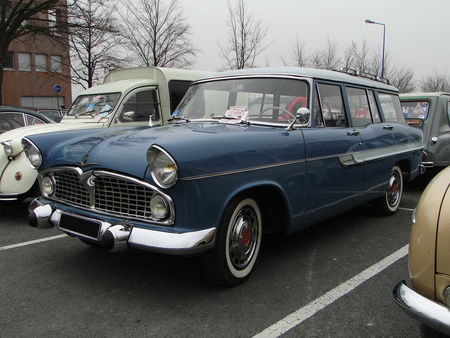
xmin=0 ymin=152 xmax=37 ymax=195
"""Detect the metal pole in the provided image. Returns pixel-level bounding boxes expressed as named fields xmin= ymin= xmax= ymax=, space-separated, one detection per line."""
xmin=381 ymin=23 xmax=385 ymax=79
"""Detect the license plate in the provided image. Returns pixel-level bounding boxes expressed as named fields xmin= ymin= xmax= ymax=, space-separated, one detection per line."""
xmin=59 ymin=212 xmax=102 ymax=240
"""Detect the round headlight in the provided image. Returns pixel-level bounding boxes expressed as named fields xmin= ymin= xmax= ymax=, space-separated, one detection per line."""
xmin=150 ymin=194 xmax=169 ymax=220
xmin=1 ymin=141 xmax=13 ymax=157
xmin=22 ymin=138 xmax=42 ymax=169
xmin=41 ymin=176 xmax=54 ymax=195
xmin=147 ymin=145 xmax=178 ymax=188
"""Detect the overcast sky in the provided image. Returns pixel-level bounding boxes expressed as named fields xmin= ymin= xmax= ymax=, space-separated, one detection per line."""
xmin=179 ymin=0 xmax=450 ymax=80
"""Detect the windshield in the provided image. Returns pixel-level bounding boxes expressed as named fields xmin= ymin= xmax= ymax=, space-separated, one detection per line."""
xmin=401 ymin=100 xmax=430 ymax=120
xmin=66 ymin=92 xmax=121 ymax=121
xmin=175 ymin=78 xmax=309 ymax=126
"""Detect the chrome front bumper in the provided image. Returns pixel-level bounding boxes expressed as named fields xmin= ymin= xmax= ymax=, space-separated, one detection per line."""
xmin=0 ymin=192 xmax=20 ymax=201
xmin=28 ymin=199 xmax=216 ymax=254
xmin=393 ymin=281 xmax=450 ymax=335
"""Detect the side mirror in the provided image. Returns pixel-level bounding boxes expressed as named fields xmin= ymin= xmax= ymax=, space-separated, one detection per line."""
xmin=296 ymin=107 xmax=310 ymax=124
xmin=122 ymin=111 xmax=136 ymax=121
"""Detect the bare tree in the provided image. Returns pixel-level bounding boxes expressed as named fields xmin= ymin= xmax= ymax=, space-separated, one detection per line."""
xmin=68 ymin=0 xmax=125 ymax=89
xmin=291 ymin=34 xmax=308 ymax=67
xmin=309 ymin=38 xmax=340 ymax=70
xmin=220 ymin=0 xmax=268 ymax=70
xmin=118 ymin=0 xmax=196 ymax=68
xmin=0 ymin=0 xmax=65 ymax=104
xmin=418 ymin=72 xmax=450 ymax=92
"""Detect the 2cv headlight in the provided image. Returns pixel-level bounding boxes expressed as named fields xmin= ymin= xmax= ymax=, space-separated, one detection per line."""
xmin=22 ymin=138 xmax=42 ymax=169
xmin=147 ymin=145 xmax=179 ymax=189
xmin=1 ymin=141 xmax=13 ymax=157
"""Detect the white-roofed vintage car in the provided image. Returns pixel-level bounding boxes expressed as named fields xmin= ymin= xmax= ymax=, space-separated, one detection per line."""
xmin=0 ymin=67 xmax=211 ymax=202
xmin=400 ymin=92 xmax=450 ymax=170
xmin=26 ymin=67 xmax=424 ymax=286
xmin=394 ymin=165 xmax=450 ymax=337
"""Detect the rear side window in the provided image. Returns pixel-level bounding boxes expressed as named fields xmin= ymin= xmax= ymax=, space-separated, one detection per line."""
xmin=447 ymin=100 xmax=450 ymax=125
xmin=378 ymin=93 xmax=405 ymax=123
xmin=346 ymin=87 xmax=371 ymax=127
xmin=368 ymin=91 xmax=381 ymax=123
xmin=317 ymin=83 xmax=348 ymax=127
xmin=169 ymin=80 xmax=192 ymax=113
xmin=25 ymin=114 xmax=45 ymax=125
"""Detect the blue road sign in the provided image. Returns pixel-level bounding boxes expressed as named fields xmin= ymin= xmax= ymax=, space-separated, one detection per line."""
xmin=54 ymin=84 xmax=62 ymax=93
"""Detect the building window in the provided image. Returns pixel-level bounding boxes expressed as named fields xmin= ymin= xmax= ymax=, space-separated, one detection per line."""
xmin=48 ymin=9 xmax=57 ymax=28
xmin=35 ymin=54 xmax=47 ymax=72
xmin=21 ymin=96 xmax=65 ymax=110
xmin=18 ymin=53 xmax=31 ymax=71
xmin=50 ymin=55 xmax=62 ymax=73
xmin=3 ymin=51 xmax=14 ymax=70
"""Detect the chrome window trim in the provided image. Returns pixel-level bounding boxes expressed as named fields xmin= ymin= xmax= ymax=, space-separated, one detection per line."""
xmin=39 ymin=166 xmax=175 ymax=225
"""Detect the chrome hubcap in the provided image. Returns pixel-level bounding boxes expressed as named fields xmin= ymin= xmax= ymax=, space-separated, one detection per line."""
xmin=387 ymin=171 xmax=401 ymax=207
xmin=228 ymin=206 xmax=259 ymax=270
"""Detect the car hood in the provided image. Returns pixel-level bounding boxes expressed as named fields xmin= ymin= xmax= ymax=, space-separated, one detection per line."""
xmin=0 ymin=118 xmax=105 ymax=143
xmin=28 ymin=122 xmax=304 ymax=180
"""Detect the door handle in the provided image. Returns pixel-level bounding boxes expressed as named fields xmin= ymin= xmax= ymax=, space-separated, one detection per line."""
xmin=347 ymin=129 xmax=360 ymax=136
xmin=383 ymin=125 xmax=394 ymax=130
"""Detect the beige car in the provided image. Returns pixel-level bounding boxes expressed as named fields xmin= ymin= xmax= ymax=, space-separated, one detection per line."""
xmin=394 ymin=166 xmax=450 ymax=337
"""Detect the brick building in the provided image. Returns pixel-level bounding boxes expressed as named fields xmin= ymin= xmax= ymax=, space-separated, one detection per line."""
xmin=2 ymin=2 xmax=72 ymax=110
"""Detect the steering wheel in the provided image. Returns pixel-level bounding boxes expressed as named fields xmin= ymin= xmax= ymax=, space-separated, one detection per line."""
xmin=259 ymin=106 xmax=296 ymax=121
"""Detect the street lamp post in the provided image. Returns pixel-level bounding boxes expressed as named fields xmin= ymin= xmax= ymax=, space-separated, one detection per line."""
xmin=365 ymin=19 xmax=386 ymax=79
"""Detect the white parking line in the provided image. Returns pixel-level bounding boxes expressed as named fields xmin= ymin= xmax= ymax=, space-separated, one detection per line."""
xmin=0 ymin=234 xmax=67 ymax=251
xmin=253 ymin=244 xmax=408 ymax=338
xmin=399 ymin=207 xmax=415 ymax=212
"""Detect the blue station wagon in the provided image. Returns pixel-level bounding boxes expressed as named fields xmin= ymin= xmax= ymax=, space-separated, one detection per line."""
xmin=25 ymin=68 xmax=424 ymax=286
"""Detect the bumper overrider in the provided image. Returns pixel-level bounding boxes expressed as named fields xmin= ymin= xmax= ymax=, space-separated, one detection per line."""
xmin=28 ymin=198 xmax=216 ymax=254
xmin=393 ymin=281 xmax=450 ymax=335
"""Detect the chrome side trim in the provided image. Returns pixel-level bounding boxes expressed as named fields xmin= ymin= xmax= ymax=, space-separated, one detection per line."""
xmin=182 ymin=142 xmax=423 ymax=181
xmin=393 ymin=281 xmax=450 ymax=335
xmin=128 ymin=227 xmax=216 ymax=254
xmin=181 ymin=159 xmax=306 ymax=181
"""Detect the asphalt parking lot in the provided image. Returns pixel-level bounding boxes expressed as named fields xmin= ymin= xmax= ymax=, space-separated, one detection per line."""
xmin=0 ymin=174 xmax=433 ymax=337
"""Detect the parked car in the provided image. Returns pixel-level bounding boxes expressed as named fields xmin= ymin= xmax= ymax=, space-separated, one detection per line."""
xmin=393 ymin=165 xmax=450 ymax=337
xmin=400 ymin=92 xmax=450 ymax=169
xmin=0 ymin=67 xmax=211 ymax=202
xmin=0 ymin=106 xmax=55 ymax=134
xmin=37 ymin=109 xmax=67 ymax=122
xmin=26 ymin=67 xmax=424 ymax=286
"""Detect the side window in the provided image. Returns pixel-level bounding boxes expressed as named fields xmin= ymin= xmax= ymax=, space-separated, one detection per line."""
xmin=118 ymin=89 xmax=160 ymax=123
xmin=368 ymin=91 xmax=381 ymax=123
xmin=25 ymin=114 xmax=45 ymax=125
xmin=447 ymin=100 xmax=450 ymax=126
xmin=0 ymin=112 xmax=25 ymax=132
xmin=378 ymin=93 xmax=405 ymax=123
xmin=346 ymin=87 xmax=371 ymax=127
xmin=317 ymin=83 xmax=348 ymax=127
xmin=168 ymin=80 xmax=191 ymax=113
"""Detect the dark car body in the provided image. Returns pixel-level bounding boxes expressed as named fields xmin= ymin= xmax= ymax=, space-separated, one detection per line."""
xmin=26 ymin=67 xmax=424 ymax=286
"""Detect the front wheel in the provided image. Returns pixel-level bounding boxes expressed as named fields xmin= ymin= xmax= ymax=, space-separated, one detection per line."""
xmin=202 ymin=196 xmax=262 ymax=287
xmin=374 ymin=165 xmax=403 ymax=215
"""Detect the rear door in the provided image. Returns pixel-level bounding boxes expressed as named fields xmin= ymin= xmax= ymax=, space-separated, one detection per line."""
xmin=302 ymin=82 xmax=363 ymax=224
xmin=345 ymin=87 xmax=396 ymax=199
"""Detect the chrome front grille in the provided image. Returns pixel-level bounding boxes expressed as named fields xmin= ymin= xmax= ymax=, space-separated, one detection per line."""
xmin=53 ymin=171 xmax=90 ymax=207
xmin=42 ymin=168 xmax=173 ymax=223
xmin=94 ymin=175 xmax=153 ymax=219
